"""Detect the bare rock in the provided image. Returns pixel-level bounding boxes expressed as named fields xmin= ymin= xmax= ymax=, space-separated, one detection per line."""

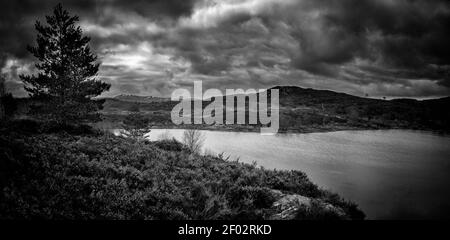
xmin=268 ymin=190 xmax=348 ymax=220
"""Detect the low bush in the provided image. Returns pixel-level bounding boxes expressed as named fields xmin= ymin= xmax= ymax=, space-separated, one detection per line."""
xmin=0 ymin=120 xmax=364 ymax=219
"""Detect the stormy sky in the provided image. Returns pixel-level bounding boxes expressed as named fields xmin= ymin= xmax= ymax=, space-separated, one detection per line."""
xmin=1 ymin=0 xmax=450 ymax=99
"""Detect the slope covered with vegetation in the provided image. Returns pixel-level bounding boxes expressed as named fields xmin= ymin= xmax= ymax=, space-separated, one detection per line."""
xmin=76 ymin=86 xmax=450 ymax=133
xmin=15 ymin=85 xmax=450 ymax=133
xmin=273 ymin=86 xmax=450 ymax=132
xmin=0 ymin=120 xmax=364 ymax=220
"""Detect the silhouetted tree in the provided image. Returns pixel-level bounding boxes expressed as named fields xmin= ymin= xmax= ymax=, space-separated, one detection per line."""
xmin=0 ymin=75 xmax=16 ymax=120
xmin=0 ymin=94 xmax=17 ymax=120
xmin=20 ymin=4 xmax=110 ymax=124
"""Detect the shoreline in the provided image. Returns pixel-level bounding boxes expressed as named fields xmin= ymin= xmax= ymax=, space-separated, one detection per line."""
xmin=110 ymin=123 xmax=450 ymax=136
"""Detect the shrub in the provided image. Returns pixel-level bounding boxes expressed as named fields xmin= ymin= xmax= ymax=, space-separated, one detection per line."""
xmin=153 ymin=139 xmax=186 ymax=152
xmin=182 ymin=129 xmax=205 ymax=154
xmin=0 ymin=120 xmax=364 ymax=220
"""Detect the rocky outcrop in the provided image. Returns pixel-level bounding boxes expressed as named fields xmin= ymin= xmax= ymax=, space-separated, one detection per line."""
xmin=268 ymin=190 xmax=349 ymax=220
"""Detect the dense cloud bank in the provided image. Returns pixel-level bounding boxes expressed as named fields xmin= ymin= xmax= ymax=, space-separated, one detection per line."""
xmin=1 ymin=0 xmax=449 ymax=98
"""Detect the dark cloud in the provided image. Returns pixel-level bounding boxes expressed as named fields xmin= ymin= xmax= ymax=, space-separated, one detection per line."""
xmin=109 ymin=0 xmax=196 ymax=20
xmin=0 ymin=0 xmax=197 ymax=58
xmin=1 ymin=0 xmax=450 ymax=98
xmin=0 ymin=0 xmax=97 ymax=58
xmin=286 ymin=0 xmax=450 ymax=85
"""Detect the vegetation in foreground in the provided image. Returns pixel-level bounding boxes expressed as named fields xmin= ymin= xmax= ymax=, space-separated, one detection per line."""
xmin=0 ymin=120 xmax=364 ymax=220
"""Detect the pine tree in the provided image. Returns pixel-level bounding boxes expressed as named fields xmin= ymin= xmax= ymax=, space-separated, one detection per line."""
xmin=20 ymin=4 xmax=110 ymax=124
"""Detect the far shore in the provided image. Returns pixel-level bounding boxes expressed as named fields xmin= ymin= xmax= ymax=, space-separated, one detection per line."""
xmin=97 ymin=120 xmax=450 ymax=135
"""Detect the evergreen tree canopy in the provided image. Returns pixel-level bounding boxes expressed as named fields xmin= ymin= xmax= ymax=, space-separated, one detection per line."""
xmin=20 ymin=4 xmax=110 ymax=123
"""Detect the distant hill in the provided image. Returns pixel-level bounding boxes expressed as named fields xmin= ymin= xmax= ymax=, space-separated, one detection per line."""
xmin=101 ymin=97 xmax=174 ymax=115
xmin=16 ymin=86 xmax=449 ymax=132
xmin=112 ymin=95 xmax=170 ymax=103
xmin=272 ymin=85 xmax=365 ymax=104
xmin=269 ymin=86 xmax=450 ymax=132
xmin=97 ymin=86 xmax=450 ymax=132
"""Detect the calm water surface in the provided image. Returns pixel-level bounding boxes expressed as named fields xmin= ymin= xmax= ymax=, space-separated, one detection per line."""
xmin=146 ymin=129 xmax=450 ymax=219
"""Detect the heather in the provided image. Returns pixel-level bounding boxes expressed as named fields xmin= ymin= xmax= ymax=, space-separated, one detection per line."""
xmin=0 ymin=120 xmax=364 ymax=220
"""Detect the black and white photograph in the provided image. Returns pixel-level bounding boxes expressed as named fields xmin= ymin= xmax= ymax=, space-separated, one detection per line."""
xmin=1 ymin=0 xmax=450 ymax=227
